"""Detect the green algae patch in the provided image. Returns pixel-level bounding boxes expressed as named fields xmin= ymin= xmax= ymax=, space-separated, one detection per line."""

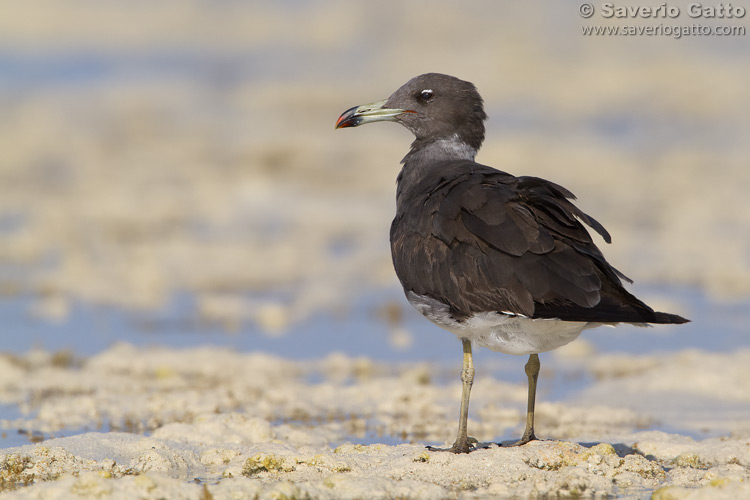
xmin=295 ymin=454 xmax=351 ymax=473
xmin=650 ymin=485 xmax=681 ymax=500
xmin=242 ymin=453 xmax=294 ymax=476
xmin=672 ymin=453 xmax=707 ymax=469
xmin=709 ymin=477 xmax=731 ymax=487
xmin=584 ymin=443 xmax=617 ymax=458
xmin=0 ymin=454 xmax=35 ymax=491
xmin=524 ymin=441 xmax=590 ymax=471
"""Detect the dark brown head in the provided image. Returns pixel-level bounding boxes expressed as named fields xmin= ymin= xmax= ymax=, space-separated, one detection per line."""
xmin=336 ymin=73 xmax=487 ymax=152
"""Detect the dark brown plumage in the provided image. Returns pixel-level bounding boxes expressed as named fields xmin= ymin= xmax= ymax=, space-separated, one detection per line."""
xmin=336 ymin=73 xmax=688 ymax=453
xmin=391 ymin=159 xmax=686 ymax=324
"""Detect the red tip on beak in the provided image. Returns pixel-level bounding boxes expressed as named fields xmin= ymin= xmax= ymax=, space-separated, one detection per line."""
xmin=335 ymin=100 xmax=408 ymax=130
xmin=335 ymin=106 xmax=359 ymax=129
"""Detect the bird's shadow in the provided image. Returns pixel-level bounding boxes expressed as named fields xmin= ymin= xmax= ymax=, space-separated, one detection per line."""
xmin=435 ymin=440 xmax=651 ymax=460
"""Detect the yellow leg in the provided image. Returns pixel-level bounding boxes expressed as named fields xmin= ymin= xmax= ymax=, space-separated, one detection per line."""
xmin=513 ymin=353 xmax=539 ymax=445
xmin=428 ymin=338 xmax=475 ymax=453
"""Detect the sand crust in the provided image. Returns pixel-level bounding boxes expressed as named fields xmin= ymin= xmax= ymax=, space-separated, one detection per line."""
xmin=2 ymin=425 xmax=749 ymax=499
xmin=1 ymin=344 xmax=749 ymax=498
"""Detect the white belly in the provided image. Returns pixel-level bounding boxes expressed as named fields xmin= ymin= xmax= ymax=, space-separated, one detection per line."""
xmin=406 ymin=291 xmax=602 ymax=355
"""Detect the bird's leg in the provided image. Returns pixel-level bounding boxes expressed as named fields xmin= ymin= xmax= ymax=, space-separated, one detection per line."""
xmin=511 ymin=353 xmax=540 ymax=446
xmin=453 ymin=338 xmax=476 ymax=452
xmin=428 ymin=338 xmax=476 ymax=453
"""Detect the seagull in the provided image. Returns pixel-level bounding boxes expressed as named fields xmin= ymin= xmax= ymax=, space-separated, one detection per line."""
xmin=335 ymin=73 xmax=689 ymax=453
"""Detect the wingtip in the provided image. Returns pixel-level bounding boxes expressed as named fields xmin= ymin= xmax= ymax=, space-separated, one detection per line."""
xmin=653 ymin=311 xmax=690 ymax=324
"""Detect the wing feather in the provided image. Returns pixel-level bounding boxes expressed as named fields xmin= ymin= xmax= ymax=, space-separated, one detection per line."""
xmin=391 ymin=160 xmax=679 ymax=323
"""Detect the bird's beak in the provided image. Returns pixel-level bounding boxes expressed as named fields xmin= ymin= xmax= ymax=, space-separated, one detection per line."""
xmin=335 ymin=99 xmax=409 ymax=129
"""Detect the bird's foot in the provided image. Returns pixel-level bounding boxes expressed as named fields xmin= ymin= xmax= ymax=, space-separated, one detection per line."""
xmin=504 ymin=431 xmax=538 ymax=447
xmin=427 ymin=436 xmax=481 ymax=454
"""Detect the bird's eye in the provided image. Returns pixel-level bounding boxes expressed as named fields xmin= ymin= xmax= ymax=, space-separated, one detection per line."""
xmin=419 ymin=89 xmax=434 ymax=101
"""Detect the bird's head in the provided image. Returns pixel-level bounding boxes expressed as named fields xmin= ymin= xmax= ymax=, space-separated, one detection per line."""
xmin=336 ymin=73 xmax=487 ymax=151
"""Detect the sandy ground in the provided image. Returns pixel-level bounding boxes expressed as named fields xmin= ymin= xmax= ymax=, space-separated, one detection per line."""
xmin=1 ymin=343 xmax=750 ymax=498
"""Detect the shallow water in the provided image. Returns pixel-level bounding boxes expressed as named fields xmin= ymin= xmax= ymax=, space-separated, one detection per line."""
xmin=1 ymin=284 xmax=743 ymax=359
xmin=1 ymin=284 xmax=745 ymax=450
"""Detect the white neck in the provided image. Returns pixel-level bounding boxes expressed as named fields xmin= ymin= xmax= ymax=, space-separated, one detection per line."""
xmin=403 ymin=134 xmax=477 ymax=164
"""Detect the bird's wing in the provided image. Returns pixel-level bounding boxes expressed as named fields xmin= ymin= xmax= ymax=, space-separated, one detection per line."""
xmin=391 ymin=161 xmax=659 ymax=322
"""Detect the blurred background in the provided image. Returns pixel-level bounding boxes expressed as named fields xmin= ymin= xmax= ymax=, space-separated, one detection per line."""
xmin=0 ymin=1 xmax=748 ymax=358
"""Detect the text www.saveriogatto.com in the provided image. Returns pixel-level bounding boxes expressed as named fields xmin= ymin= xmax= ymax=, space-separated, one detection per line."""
xmin=579 ymin=2 xmax=747 ymax=38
